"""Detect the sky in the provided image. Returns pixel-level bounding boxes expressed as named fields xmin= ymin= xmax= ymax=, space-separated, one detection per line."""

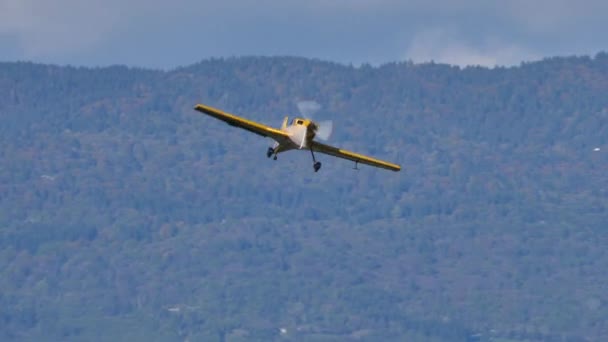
xmin=1 ymin=0 xmax=607 ymax=69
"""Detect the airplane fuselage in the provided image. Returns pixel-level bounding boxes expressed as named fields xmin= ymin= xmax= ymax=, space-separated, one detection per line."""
xmin=276 ymin=117 xmax=317 ymax=151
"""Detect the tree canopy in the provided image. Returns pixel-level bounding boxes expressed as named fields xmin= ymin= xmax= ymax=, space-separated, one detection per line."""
xmin=1 ymin=55 xmax=608 ymax=341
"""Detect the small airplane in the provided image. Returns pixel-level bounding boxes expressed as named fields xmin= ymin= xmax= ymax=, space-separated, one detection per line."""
xmin=193 ymin=103 xmax=401 ymax=172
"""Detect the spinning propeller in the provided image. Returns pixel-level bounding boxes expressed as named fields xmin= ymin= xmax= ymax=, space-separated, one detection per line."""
xmin=296 ymin=100 xmax=333 ymax=141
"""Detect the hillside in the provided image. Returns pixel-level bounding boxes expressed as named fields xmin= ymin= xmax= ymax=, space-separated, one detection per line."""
xmin=1 ymin=55 xmax=608 ymax=341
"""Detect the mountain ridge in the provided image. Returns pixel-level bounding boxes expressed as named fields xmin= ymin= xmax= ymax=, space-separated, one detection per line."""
xmin=1 ymin=54 xmax=607 ymax=341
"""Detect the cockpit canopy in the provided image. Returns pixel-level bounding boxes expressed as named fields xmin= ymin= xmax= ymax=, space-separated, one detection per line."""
xmin=292 ymin=118 xmax=305 ymax=125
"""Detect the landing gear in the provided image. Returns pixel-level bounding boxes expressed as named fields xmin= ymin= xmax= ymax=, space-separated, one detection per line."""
xmin=314 ymin=161 xmax=322 ymax=172
xmin=310 ymin=148 xmax=322 ymax=172
xmin=266 ymin=147 xmax=274 ymax=158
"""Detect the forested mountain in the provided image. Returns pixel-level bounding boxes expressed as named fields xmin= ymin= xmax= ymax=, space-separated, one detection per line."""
xmin=1 ymin=55 xmax=608 ymax=341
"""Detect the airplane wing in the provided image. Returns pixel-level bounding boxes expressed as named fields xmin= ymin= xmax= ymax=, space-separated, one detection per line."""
xmin=194 ymin=104 xmax=290 ymax=142
xmin=311 ymin=141 xmax=401 ymax=172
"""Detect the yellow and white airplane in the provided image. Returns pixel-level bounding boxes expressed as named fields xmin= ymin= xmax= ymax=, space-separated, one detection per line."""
xmin=194 ymin=104 xmax=401 ymax=172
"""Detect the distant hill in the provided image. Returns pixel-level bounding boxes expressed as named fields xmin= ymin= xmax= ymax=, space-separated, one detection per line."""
xmin=1 ymin=55 xmax=607 ymax=341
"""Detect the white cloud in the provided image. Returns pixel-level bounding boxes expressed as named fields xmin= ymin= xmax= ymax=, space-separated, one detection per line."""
xmin=405 ymin=29 xmax=540 ymax=67
xmin=0 ymin=0 xmax=126 ymax=57
xmin=0 ymin=0 xmax=606 ymax=67
xmin=0 ymin=0 xmax=269 ymax=61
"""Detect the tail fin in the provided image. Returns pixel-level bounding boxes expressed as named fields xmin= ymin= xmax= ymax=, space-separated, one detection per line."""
xmin=281 ymin=116 xmax=289 ymax=130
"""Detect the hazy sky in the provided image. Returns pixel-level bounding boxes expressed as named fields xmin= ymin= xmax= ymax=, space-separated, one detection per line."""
xmin=1 ymin=0 xmax=607 ymax=68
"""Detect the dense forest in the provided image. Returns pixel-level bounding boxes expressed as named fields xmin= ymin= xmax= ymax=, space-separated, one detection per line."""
xmin=1 ymin=55 xmax=608 ymax=341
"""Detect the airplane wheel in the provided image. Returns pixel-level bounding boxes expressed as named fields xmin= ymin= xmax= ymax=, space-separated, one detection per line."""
xmin=273 ymin=155 xmax=278 ymax=160
xmin=266 ymin=147 xmax=274 ymax=158
xmin=314 ymin=161 xmax=322 ymax=172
